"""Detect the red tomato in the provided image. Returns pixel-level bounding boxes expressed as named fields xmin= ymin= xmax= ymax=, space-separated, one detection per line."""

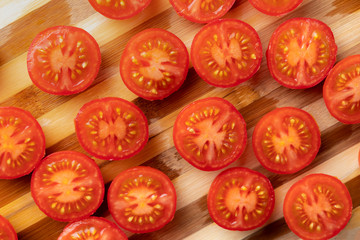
xmin=252 ymin=107 xmax=321 ymax=174
xmin=267 ymin=18 xmax=337 ymax=89
xmin=31 ymin=151 xmax=104 ymax=222
xmin=108 ymin=166 xmax=176 ymax=233
xmin=191 ymin=19 xmax=262 ymax=88
xmin=207 ymin=167 xmax=275 ymax=231
xmin=249 ymin=0 xmax=303 ymax=16
xmin=0 ymin=107 xmax=45 ymax=179
xmin=27 ymin=26 xmax=101 ymax=95
xmin=120 ymin=28 xmax=189 ymax=100
xmin=284 ymin=174 xmax=352 ymax=240
xmin=58 ymin=217 xmax=127 ymax=240
xmin=169 ymin=0 xmax=235 ymax=23
xmin=0 ymin=215 xmax=17 ymax=240
xmin=75 ymin=97 xmax=148 ymax=160
xmin=88 ymin=0 xmax=151 ymax=20
xmin=323 ymin=55 xmax=360 ymax=124
xmin=173 ymin=97 xmax=247 ymax=171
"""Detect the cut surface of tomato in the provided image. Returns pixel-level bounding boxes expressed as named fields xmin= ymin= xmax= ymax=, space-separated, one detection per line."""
xmin=252 ymin=107 xmax=320 ymax=174
xmin=0 ymin=107 xmax=45 ymax=179
xmin=284 ymin=174 xmax=352 ymax=240
xmin=267 ymin=18 xmax=337 ymax=89
xmin=0 ymin=215 xmax=17 ymax=240
xmin=323 ymin=55 xmax=360 ymax=124
xmin=120 ymin=28 xmax=189 ymax=100
xmin=31 ymin=151 xmax=104 ymax=222
xmin=191 ymin=19 xmax=262 ymax=88
xmin=108 ymin=166 xmax=176 ymax=233
xmin=173 ymin=97 xmax=247 ymax=171
xmin=88 ymin=0 xmax=151 ymax=20
xmin=207 ymin=167 xmax=275 ymax=231
xmin=58 ymin=217 xmax=127 ymax=240
xmin=27 ymin=26 xmax=101 ymax=95
xmin=249 ymin=0 xmax=303 ymax=16
xmin=169 ymin=0 xmax=235 ymax=23
xmin=75 ymin=97 xmax=148 ymax=160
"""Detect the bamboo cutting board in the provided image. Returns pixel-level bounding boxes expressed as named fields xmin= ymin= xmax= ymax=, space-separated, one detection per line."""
xmin=0 ymin=0 xmax=360 ymax=239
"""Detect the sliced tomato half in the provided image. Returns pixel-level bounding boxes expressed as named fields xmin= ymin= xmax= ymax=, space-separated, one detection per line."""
xmin=173 ymin=97 xmax=247 ymax=171
xmin=252 ymin=107 xmax=321 ymax=174
xmin=284 ymin=174 xmax=352 ymax=240
xmin=75 ymin=97 xmax=148 ymax=160
xmin=27 ymin=26 xmax=101 ymax=95
xmin=191 ymin=19 xmax=262 ymax=87
xmin=31 ymin=151 xmax=104 ymax=222
xmin=0 ymin=107 xmax=45 ymax=179
xmin=323 ymin=55 xmax=360 ymax=124
xmin=267 ymin=18 xmax=337 ymax=89
xmin=120 ymin=28 xmax=189 ymax=100
xmin=88 ymin=0 xmax=151 ymax=20
xmin=0 ymin=215 xmax=17 ymax=240
xmin=169 ymin=0 xmax=235 ymax=23
xmin=108 ymin=166 xmax=177 ymax=233
xmin=249 ymin=0 xmax=303 ymax=16
xmin=58 ymin=217 xmax=127 ymax=240
xmin=208 ymin=167 xmax=275 ymax=231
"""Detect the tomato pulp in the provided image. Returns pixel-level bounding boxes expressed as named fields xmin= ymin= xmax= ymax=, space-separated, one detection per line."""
xmin=0 ymin=215 xmax=17 ymax=240
xmin=191 ymin=19 xmax=262 ymax=87
xmin=249 ymin=0 xmax=303 ymax=16
xmin=27 ymin=26 xmax=101 ymax=95
xmin=284 ymin=174 xmax=352 ymax=240
xmin=31 ymin=151 xmax=104 ymax=222
xmin=323 ymin=55 xmax=360 ymax=124
xmin=108 ymin=166 xmax=176 ymax=233
xmin=267 ymin=18 xmax=337 ymax=89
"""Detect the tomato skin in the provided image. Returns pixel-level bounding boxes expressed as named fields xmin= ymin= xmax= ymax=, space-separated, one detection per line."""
xmin=120 ymin=28 xmax=189 ymax=100
xmin=88 ymin=0 xmax=151 ymax=20
xmin=169 ymin=0 xmax=235 ymax=23
xmin=207 ymin=167 xmax=275 ymax=231
xmin=0 ymin=107 xmax=45 ymax=179
xmin=173 ymin=97 xmax=247 ymax=171
xmin=283 ymin=174 xmax=352 ymax=240
xmin=75 ymin=97 xmax=148 ymax=160
xmin=267 ymin=18 xmax=337 ymax=89
xmin=323 ymin=55 xmax=360 ymax=124
xmin=58 ymin=217 xmax=127 ymax=240
xmin=0 ymin=215 xmax=18 ymax=240
xmin=27 ymin=26 xmax=101 ymax=95
xmin=191 ymin=19 xmax=262 ymax=88
xmin=31 ymin=151 xmax=105 ymax=222
xmin=249 ymin=0 xmax=303 ymax=16
xmin=252 ymin=107 xmax=321 ymax=174
xmin=108 ymin=166 xmax=176 ymax=233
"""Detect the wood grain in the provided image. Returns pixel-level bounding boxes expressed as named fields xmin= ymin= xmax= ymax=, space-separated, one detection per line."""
xmin=0 ymin=0 xmax=360 ymax=239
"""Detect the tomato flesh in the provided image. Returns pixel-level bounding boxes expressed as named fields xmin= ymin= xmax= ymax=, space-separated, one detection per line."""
xmin=88 ymin=0 xmax=151 ymax=20
xmin=75 ymin=97 xmax=148 ymax=160
xmin=27 ymin=26 xmax=101 ymax=95
xmin=58 ymin=217 xmax=127 ymax=240
xmin=207 ymin=167 xmax=275 ymax=230
xmin=169 ymin=0 xmax=235 ymax=23
xmin=284 ymin=174 xmax=352 ymax=240
xmin=249 ymin=0 xmax=303 ymax=16
xmin=108 ymin=166 xmax=176 ymax=233
xmin=252 ymin=107 xmax=321 ymax=174
xmin=120 ymin=28 xmax=189 ymax=100
xmin=323 ymin=55 xmax=360 ymax=124
xmin=0 ymin=215 xmax=17 ymax=240
xmin=267 ymin=18 xmax=337 ymax=89
xmin=191 ymin=19 xmax=262 ymax=87
xmin=0 ymin=107 xmax=45 ymax=179
xmin=173 ymin=97 xmax=247 ymax=171
xmin=31 ymin=151 xmax=104 ymax=222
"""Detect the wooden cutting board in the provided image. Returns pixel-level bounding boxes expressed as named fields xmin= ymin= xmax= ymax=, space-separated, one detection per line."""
xmin=0 ymin=0 xmax=360 ymax=239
